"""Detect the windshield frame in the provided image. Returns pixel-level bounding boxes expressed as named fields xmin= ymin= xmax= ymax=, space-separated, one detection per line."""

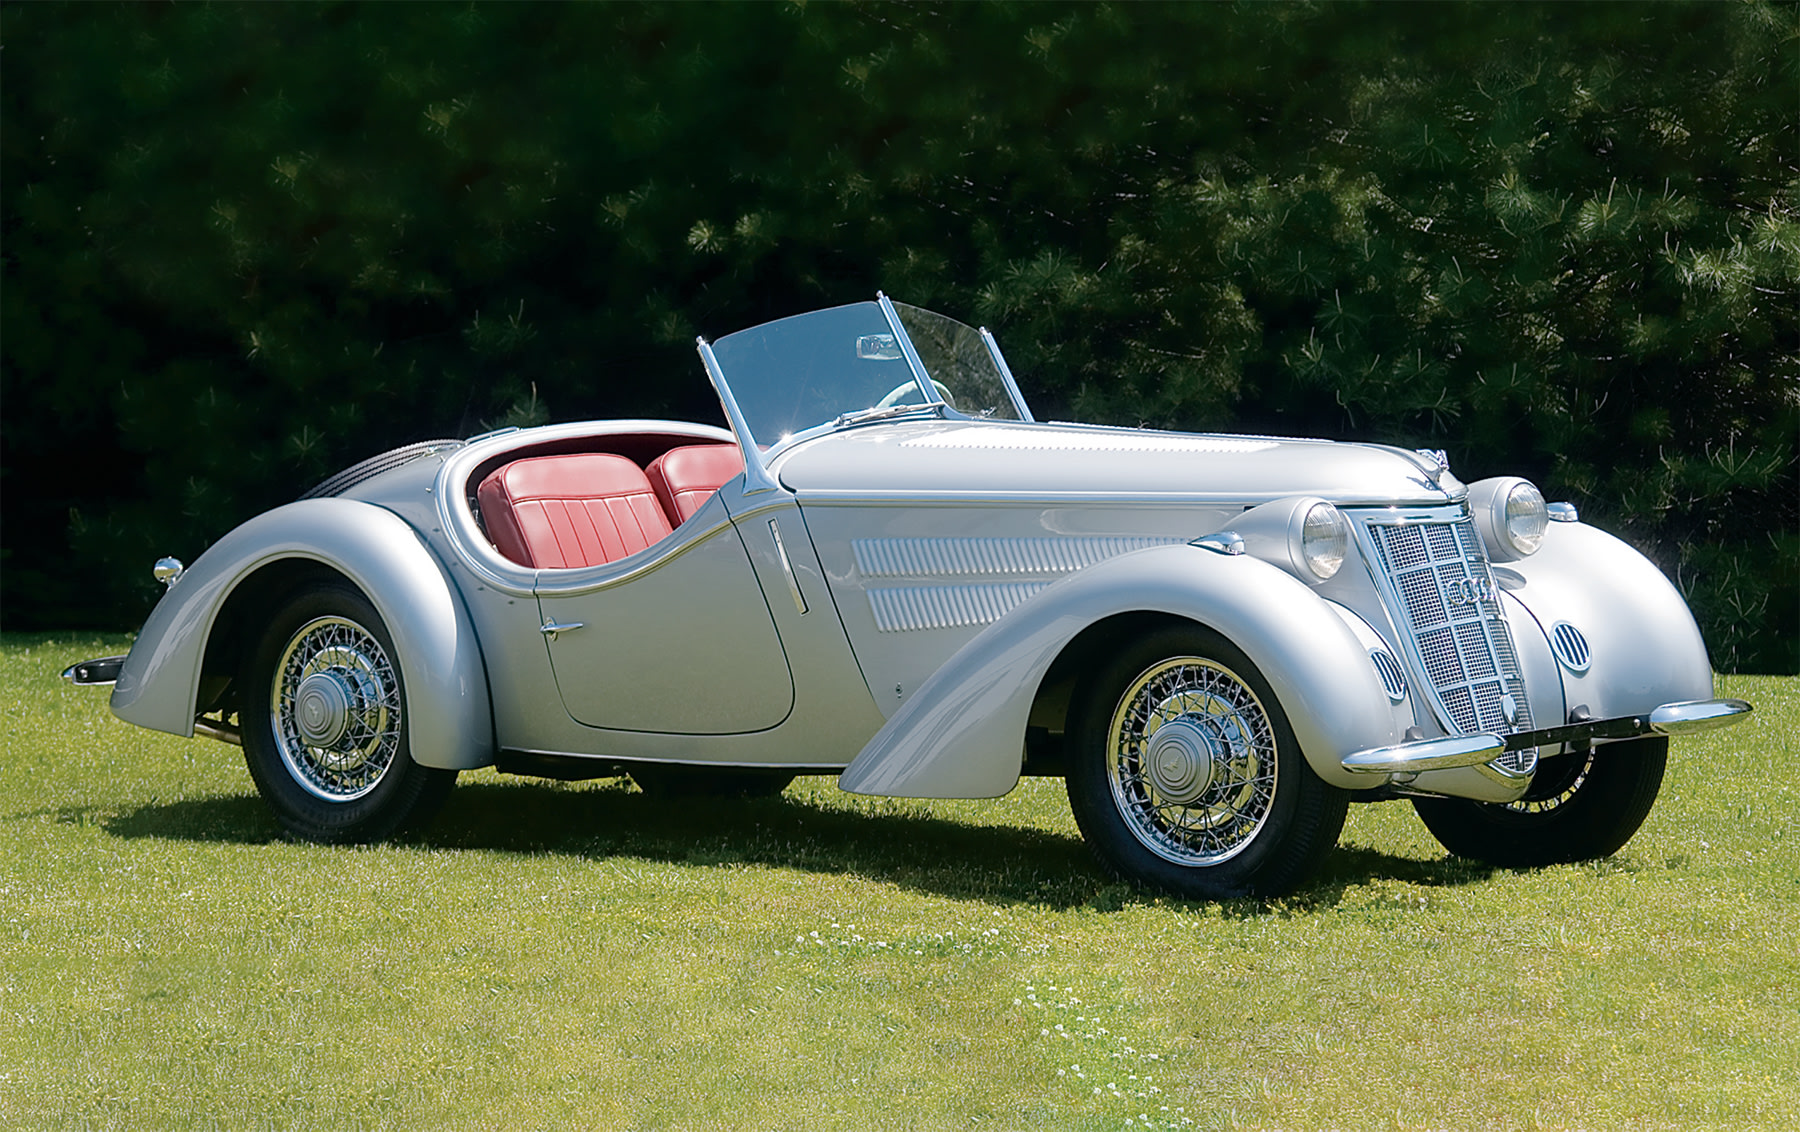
xmin=695 ymin=295 xmax=1033 ymax=492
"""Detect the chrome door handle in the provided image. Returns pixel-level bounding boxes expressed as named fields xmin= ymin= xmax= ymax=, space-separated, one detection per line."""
xmin=540 ymin=619 xmax=585 ymax=642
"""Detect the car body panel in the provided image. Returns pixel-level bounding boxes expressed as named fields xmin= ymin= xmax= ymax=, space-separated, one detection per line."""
xmin=839 ymin=544 xmax=1401 ymax=798
xmin=110 ymin=497 xmax=494 ymax=770
xmin=1495 ymin=519 xmax=1715 ymax=722
xmin=774 ymin=417 xmax=1452 ymax=507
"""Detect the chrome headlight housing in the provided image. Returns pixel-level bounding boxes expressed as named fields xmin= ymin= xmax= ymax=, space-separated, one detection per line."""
xmin=1469 ymin=476 xmax=1549 ymax=560
xmin=1216 ymin=496 xmax=1350 ymax=584
xmin=1299 ymin=501 xmax=1348 ymax=580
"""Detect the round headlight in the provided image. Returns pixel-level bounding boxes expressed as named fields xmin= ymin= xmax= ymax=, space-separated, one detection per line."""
xmin=1502 ymin=480 xmax=1548 ymax=556
xmin=1300 ymin=502 xmax=1348 ymax=580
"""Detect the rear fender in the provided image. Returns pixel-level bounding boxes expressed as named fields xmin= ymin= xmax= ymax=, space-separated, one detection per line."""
xmin=838 ymin=544 xmax=1400 ymax=798
xmin=110 ymin=498 xmax=494 ymax=770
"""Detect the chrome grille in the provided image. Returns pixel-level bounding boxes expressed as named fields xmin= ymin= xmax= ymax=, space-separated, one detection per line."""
xmin=1361 ymin=508 xmax=1535 ymax=774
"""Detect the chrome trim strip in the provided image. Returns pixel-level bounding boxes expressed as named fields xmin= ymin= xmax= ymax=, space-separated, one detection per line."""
xmin=769 ymin=519 xmax=808 ymax=614
xmin=1193 ymin=531 xmax=1245 ymax=556
xmin=1341 ymin=733 xmax=1511 ymax=775
xmin=978 ymin=326 xmax=1035 ymax=422
xmin=697 ymin=337 xmax=781 ymax=496
xmin=899 ymin=430 xmax=1276 ymax=454
xmin=1649 ymin=698 xmax=1753 ymax=736
xmin=1547 ymin=502 xmax=1580 ymax=523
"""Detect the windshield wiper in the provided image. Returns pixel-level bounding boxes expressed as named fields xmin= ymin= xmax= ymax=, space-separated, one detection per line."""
xmin=835 ymin=402 xmax=943 ymax=428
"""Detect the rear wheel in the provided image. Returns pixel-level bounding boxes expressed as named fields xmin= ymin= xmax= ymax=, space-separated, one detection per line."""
xmin=1065 ymin=625 xmax=1348 ymax=900
xmin=1412 ymin=735 xmax=1667 ymax=867
xmin=240 ymin=583 xmax=456 ymax=842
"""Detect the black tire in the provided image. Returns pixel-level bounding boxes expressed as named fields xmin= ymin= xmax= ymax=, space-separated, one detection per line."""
xmin=629 ymin=765 xmax=795 ymax=799
xmin=240 ymin=583 xmax=457 ymax=843
xmin=1065 ymin=625 xmax=1349 ymax=900
xmin=1412 ymin=735 xmax=1667 ymax=867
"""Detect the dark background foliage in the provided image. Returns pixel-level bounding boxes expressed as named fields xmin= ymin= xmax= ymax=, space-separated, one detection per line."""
xmin=3 ymin=1 xmax=1795 ymax=671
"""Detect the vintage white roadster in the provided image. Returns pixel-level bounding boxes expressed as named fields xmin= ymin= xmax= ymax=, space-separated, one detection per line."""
xmin=67 ymin=297 xmax=1752 ymax=898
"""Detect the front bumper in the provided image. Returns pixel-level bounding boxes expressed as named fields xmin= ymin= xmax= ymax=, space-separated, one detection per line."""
xmin=1342 ymin=697 xmax=1754 ymax=779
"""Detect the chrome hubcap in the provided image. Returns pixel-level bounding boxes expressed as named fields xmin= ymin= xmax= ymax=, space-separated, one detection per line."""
xmin=1105 ymin=657 xmax=1278 ymax=867
xmin=270 ymin=616 xmax=401 ymax=802
xmin=295 ymin=671 xmax=355 ymax=747
xmin=1144 ymin=717 xmax=1221 ymax=805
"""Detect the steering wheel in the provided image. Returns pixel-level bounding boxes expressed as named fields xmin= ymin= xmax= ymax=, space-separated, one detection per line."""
xmin=876 ymin=379 xmax=957 ymax=410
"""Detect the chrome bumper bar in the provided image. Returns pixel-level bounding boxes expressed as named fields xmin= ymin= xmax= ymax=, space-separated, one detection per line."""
xmin=1342 ymin=697 xmax=1753 ymax=776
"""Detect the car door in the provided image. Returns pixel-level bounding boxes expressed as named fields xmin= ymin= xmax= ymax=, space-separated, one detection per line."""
xmin=535 ymin=493 xmax=795 ymax=734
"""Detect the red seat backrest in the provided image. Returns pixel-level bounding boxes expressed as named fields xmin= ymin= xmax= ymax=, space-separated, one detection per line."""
xmin=476 ymin=453 xmax=673 ymax=569
xmin=645 ymin=444 xmax=746 ymax=525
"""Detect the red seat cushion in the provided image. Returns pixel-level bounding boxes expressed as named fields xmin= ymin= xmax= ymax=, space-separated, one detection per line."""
xmin=645 ymin=444 xmax=745 ymax=525
xmin=477 ymin=453 xmax=672 ymax=568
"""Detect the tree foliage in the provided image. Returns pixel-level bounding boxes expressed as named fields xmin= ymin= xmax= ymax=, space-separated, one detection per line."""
xmin=3 ymin=1 xmax=1794 ymax=670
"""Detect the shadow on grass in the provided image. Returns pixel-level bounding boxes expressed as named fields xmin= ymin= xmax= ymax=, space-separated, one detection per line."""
xmin=65 ymin=782 xmax=1116 ymax=908
xmin=59 ymin=775 xmax=1505 ymax=913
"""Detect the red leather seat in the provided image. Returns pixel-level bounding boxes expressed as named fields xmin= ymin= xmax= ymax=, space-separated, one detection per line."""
xmin=476 ymin=453 xmax=672 ymax=568
xmin=645 ymin=444 xmax=745 ymax=525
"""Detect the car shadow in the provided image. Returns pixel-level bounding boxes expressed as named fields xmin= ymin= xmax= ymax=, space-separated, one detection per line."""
xmin=65 ymin=780 xmax=1492 ymax=912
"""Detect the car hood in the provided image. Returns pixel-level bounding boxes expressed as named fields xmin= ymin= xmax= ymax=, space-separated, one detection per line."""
xmin=773 ymin=418 xmax=1456 ymax=506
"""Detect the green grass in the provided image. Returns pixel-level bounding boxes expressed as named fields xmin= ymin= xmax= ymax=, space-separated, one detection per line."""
xmin=3 ymin=633 xmax=1795 ymax=1130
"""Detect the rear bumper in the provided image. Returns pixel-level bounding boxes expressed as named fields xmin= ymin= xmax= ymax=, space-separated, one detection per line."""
xmin=62 ymin=656 xmax=127 ymax=686
xmin=1342 ymin=697 xmax=1753 ymax=778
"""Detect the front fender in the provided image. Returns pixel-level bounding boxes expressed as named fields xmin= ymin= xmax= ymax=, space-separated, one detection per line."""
xmin=839 ymin=544 xmax=1400 ymax=798
xmin=1501 ymin=520 xmax=1715 ymax=722
xmin=110 ymin=498 xmax=494 ymax=770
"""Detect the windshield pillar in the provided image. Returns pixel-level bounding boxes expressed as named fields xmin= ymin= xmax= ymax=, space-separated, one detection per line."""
xmin=877 ymin=292 xmax=942 ymax=408
xmin=696 ymin=336 xmax=781 ymax=495
xmin=978 ymin=326 xmax=1035 ymax=422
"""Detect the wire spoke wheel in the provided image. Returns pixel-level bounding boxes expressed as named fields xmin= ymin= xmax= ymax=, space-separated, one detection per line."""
xmin=271 ymin=616 xmax=403 ymax=801
xmin=241 ymin=582 xmax=456 ymax=843
xmin=1501 ymin=748 xmax=1595 ymax=815
xmin=1106 ymin=657 xmax=1278 ymax=867
xmin=1066 ymin=625 xmax=1347 ymax=900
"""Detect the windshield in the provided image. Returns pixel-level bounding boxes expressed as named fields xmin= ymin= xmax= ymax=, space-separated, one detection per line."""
xmin=705 ymin=299 xmax=1028 ymax=452
xmin=891 ymin=302 xmax=1024 ymax=423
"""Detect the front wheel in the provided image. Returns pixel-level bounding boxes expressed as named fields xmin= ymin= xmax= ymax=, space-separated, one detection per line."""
xmin=1065 ymin=625 xmax=1348 ymax=900
xmin=1412 ymin=735 xmax=1667 ymax=867
xmin=240 ymin=583 xmax=457 ymax=843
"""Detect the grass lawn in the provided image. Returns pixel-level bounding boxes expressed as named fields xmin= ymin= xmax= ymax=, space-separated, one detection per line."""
xmin=3 ymin=633 xmax=1795 ymax=1130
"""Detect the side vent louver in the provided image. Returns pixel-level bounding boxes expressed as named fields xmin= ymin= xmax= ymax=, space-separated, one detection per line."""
xmin=1370 ymin=649 xmax=1408 ymax=701
xmin=1550 ymin=622 xmax=1591 ymax=673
